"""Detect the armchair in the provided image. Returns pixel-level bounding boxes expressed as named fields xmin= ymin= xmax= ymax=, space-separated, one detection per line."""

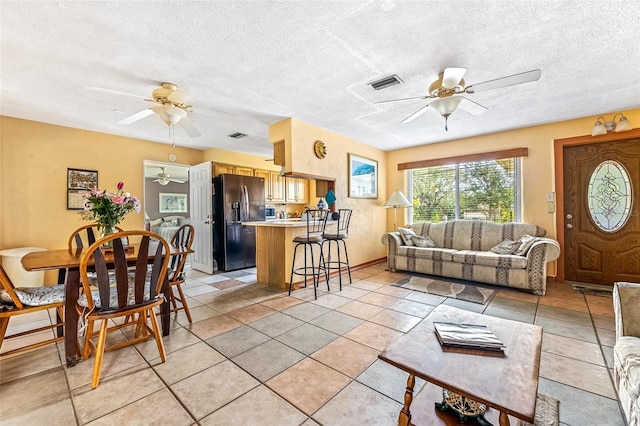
xmin=613 ymin=281 xmax=640 ymax=426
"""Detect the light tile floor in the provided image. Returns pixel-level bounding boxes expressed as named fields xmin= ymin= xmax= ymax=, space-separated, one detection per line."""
xmin=0 ymin=264 xmax=626 ymax=425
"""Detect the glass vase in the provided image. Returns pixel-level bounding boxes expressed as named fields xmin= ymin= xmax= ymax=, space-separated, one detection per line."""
xmin=100 ymin=225 xmax=116 ymax=249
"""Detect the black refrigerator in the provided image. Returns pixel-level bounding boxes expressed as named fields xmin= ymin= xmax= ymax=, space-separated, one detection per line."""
xmin=212 ymin=174 xmax=265 ymax=271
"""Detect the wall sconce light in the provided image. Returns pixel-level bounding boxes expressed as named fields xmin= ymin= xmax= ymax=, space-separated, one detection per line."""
xmin=591 ymin=113 xmax=632 ymax=136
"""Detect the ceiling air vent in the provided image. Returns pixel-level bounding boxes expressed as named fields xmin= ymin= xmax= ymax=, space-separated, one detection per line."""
xmin=228 ymin=132 xmax=247 ymax=139
xmin=368 ymin=74 xmax=403 ymax=90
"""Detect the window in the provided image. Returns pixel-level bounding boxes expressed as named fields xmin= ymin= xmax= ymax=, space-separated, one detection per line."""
xmin=410 ymin=158 xmax=521 ymax=223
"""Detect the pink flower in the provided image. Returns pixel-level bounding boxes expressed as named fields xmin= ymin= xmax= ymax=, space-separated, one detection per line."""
xmin=111 ymin=195 xmax=125 ymax=204
xmin=117 ymin=182 xmax=124 ymax=190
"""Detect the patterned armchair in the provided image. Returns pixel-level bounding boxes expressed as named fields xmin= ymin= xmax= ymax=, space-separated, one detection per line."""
xmin=613 ymin=282 xmax=640 ymax=426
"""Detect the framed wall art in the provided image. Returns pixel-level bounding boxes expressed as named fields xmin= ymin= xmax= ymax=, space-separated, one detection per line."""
xmin=67 ymin=168 xmax=98 ymax=210
xmin=348 ymin=153 xmax=378 ymax=199
xmin=159 ymin=193 xmax=188 ymax=213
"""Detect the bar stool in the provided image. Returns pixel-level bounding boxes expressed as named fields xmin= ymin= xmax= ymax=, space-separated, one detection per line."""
xmin=322 ymin=209 xmax=352 ymax=290
xmin=289 ymin=209 xmax=329 ymax=300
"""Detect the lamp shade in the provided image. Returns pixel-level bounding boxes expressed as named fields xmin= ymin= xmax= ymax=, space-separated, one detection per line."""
xmin=384 ymin=191 xmax=411 ymax=208
xmin=430 ymin=97 xmax=464 ymax=116
xmin=591 ymin=119 xmax=607 ymax=136
xmin=615 ymin=115 xmax=632 ymax=132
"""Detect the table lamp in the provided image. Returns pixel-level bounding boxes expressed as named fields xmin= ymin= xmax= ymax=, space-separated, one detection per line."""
xmin=384 ymin=191 xmax=412 ymax=229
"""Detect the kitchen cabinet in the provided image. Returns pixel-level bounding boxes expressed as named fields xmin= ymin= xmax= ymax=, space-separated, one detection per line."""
xmin=235 ymin=166 xmax=254 ymax=177
xmin=213 ymin=163 xmax=236 ymax=176
xmin=255 ymin=169 xmax=285 ymax=203
xmin=285 ymin=177 xmax=308 ymax=204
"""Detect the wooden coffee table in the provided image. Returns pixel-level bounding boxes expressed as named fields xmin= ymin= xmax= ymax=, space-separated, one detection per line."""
xmin=379 ymin=304 xmax=542 ymax=426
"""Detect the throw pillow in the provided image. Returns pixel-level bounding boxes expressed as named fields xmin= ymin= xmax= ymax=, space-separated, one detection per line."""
xmin=397 ymin=227 xmax=417 ymax=246
xmin=412 ymin=235 xmax=436 ymax=248
xmin=490 ymin=240 xmax=521 ymax=255
xmin=515 ymin=234 xmax=538 ymax=256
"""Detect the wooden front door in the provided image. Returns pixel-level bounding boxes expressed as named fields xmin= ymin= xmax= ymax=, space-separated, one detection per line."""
xmin=563 ymin=138 xmax=640 ymax=285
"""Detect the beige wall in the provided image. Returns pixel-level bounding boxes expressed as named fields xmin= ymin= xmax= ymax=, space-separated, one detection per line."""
xmin=3 ymin=108 xmax=638 ymax=283
xmin=269 ymin=118 xmax=389 ymax=267
xmin=386 ymin=108 xmax=640 ymax=276
xmin=0 ymin=116 xmax=204 ymax=281
xmin=202 ymin=147 xmax=280 ymax=172
xmin=386 ymin=108 xmax=640 ymax=236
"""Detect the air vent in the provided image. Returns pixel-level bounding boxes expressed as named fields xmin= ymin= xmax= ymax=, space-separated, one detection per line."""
xmin=368 ymin=74 xmax=403 ymax=90
xmin=228 ymin=132 xmax=247 ymax=139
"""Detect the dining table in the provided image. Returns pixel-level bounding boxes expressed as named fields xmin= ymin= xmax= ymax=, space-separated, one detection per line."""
xmin=21 ymin=243 xmax=193 ymax=368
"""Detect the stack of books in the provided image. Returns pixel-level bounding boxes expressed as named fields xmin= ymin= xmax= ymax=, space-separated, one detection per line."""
xmin=434 ymin=322 xmax=506 ymax=352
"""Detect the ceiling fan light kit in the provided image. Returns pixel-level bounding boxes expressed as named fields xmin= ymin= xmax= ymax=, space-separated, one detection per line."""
xmin=94 ymin=82 xmax=202 ymax=137
xmin=378 ymin=67 xmax=542 ymax=131
xmin=591 ymin=113 xmax=632 ymax=136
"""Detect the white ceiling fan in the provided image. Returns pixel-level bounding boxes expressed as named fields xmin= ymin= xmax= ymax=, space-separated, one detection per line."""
xmin=153 ymin=167 xmax=186 ymax=186
xmin=86 ymin=82 xmax=202 ymax=137
xmin=376 ymin=68 xmax=541 ymax=130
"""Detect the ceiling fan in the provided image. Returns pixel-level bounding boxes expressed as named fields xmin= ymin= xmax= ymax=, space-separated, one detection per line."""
xmin=86 ymin=82 xmax=202 ymax=137
xmin=153 ymin=167 xmax=186 ymax=186
xmin=376 ymin=68 xmax=541 ymax=130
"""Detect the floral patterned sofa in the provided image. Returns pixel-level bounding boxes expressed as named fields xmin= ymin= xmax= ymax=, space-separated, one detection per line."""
xmin=382 ymin=220 xmax=560 ymax=295
xmin=614 ymin=282 xmax=640 ymax=426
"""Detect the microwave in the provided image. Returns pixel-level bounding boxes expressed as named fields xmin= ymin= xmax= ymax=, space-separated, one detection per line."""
xmin=265 ymin=206 xmax=276 ymax=219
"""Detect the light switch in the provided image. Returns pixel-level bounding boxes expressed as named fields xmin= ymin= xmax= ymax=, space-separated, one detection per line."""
xmin=547 ymin=202 xmax=555 ymax=213
xmin=546 ymin=192 xmax=555 ymax=202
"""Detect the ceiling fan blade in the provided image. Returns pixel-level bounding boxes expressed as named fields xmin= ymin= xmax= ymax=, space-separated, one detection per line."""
xmin=117 ymin=108 xmax=154 ymax=125
xmin=442 ymin=67 xmax=467 ymax=89
xmin=85 ymin=86 xmax=148 ymax=100
xmin=457 ymin=97 xmax=488 ymax=116
xmin=169 ymin=178 xmax=186 ymax=183
xmin=401 ymin=104 xmax=432 ymax=124
xmin=465 ymin=69 xmax=541 ymax=93
xmin=374 ymin=95 xmax=431 ymax=105
xmin=168 ymin=90 xmax=191 ymax=106
xmin=179 ymin=117 xmax=201 ymax=137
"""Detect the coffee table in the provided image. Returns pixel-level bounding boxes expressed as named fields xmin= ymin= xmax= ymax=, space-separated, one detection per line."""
xmin=378 ymin=304 xmax=542 ymax=426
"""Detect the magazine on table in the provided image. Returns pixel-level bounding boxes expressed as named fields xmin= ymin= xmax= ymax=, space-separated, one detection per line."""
xmin=433 ymin=322 xmax=506 ymax=352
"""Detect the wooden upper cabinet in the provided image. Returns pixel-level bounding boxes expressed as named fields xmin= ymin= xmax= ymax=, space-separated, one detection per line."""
xmin=273 ymin=140 xmax=285 ymax=166
xmin=270 ymin=172 xmax=285 ymax=202
xmin=285 ymin=177 xmax=308 ymax=204
xmin=255 ymin=169 xmax=285 ymax=203
xmin=213 ymin=163 xmax=235 ymax=176
xmin=235 ymin=166 xmax=254 ymax=177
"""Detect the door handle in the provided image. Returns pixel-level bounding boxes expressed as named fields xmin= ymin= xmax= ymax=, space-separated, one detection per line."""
xmin=566 ymin=224 xmax=573 ymax=229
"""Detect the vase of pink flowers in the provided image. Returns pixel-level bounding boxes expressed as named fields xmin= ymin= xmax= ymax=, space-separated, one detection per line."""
xmin=81 ymin=182 xmax=140 ymax=246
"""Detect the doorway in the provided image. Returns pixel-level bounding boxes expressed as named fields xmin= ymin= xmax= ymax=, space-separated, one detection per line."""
xmin=555 ymin=132 xmax=640 ymax=285
xmin=143 ymin=160 xmax=191 ymax=237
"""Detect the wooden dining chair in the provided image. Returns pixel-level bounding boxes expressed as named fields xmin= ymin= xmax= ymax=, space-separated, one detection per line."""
xmin=59 ymin=224 xmax=128 ymax=285
xmin=78 ymin=230 xmax=170 ymax=389
xmin=167 ymin=224 xmax=195 ymax=323
xmin=68 ymin=223 xmax=126 ymax=250
xmin=0 ymin=265 xmax=65 ymax=357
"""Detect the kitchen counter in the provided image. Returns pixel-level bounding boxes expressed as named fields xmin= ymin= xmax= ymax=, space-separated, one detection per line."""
xmin=244 ymin=219 xmax=333 ymax=288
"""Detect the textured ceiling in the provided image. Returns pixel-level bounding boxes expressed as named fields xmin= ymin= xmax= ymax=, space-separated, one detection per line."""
xmin=2 ymin=1 xmax=639 ymax=158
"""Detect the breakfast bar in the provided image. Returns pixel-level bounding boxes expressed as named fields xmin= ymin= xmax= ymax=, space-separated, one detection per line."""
xmin=244 ymin=219 xmax=324 ymax=289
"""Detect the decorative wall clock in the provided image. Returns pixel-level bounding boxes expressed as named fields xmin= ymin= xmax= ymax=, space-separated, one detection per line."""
xmin=314 ymin=140 xmax=327 ymax=159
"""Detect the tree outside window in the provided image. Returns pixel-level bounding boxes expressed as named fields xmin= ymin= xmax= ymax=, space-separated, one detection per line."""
xmin=411 ymin=158 xmax=520 ymax=223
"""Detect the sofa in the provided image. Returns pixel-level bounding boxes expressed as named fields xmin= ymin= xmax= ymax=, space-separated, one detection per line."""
xmin=382 ymin=220 xmax=560 ymax=295
xmin=149 ymin=216 xmax=190 ymax=242
xmin=614 ymin=282 xmax=640 ymax=426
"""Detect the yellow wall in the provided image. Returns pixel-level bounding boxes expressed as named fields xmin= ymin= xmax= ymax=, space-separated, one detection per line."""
xmin=269 ymin=118 xmax=389 ymax=266
xmin=386 ymin=108 xmax=640 ymax=235
xmin=202 ymin=146 xmax=280 ymax=172
xmin=386 ymin=108 xmax=640 ymax=277
xmin=0 ymin=116 xmax=204 ymax=281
